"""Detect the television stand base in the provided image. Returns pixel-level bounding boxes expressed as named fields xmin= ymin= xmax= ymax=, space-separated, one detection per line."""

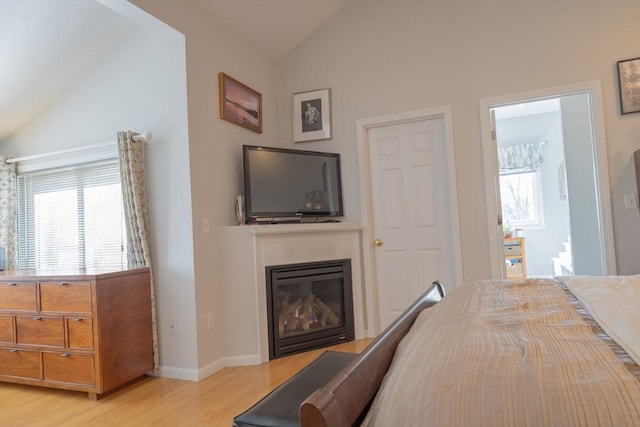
xmin=300 ymin=217 xmax=342 ymax=224
xmin=251 ymin=217 xmax=302 ymax=225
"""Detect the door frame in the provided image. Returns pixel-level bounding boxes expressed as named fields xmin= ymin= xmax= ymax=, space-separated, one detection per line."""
xmin=479 ymin=80 xmax=617 ymax=279
xmin=356 ymin=106 xmax=463 ymax=336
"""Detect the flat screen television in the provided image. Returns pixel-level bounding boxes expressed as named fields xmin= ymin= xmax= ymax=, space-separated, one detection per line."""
xmin=243 ymin=145 xmax=344 ymax=222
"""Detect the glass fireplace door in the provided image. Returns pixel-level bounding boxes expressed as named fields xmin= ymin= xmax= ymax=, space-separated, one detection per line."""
xmin=266 ymin=259 xmax=354 ymax=359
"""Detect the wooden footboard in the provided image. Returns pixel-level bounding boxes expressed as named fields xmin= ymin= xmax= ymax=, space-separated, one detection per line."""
xmin=299 ymin=281 xmax=445 ymax=427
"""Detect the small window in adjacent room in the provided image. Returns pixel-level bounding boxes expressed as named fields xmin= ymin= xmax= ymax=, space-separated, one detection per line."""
xmin=16 ymin=161 xmax=127 ymax=270
xmin=500 ymin=169 xmax=545 ymax=228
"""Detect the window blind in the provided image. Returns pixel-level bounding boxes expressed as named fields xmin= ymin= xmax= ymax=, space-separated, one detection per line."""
xmin=16 ymin=160 xmax=127 ymax=270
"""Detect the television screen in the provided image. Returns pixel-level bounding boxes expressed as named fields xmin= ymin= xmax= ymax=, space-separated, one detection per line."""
xmin=243 ymin=145 xmax=343 ymax=221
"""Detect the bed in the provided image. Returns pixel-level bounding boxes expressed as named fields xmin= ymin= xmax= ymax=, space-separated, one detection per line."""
xmin=300 ymin=276 xmax=640 ymax=426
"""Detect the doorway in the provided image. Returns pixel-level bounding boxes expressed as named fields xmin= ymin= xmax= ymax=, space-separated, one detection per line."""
xmin=494 ymin=98 xmax=571 ymax=277
xmin=480 ymin=82 xmax=617 ymax=279
xmin=357 ymin=107 xmax=463 ymax=334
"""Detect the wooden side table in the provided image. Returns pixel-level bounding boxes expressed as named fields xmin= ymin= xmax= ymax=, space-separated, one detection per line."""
xmin=504 ymin=237 xmax=527 ymax=280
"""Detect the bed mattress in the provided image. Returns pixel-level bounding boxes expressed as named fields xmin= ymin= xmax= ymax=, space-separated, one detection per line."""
xmin=362 ymin=277 xmax=640 ymax=426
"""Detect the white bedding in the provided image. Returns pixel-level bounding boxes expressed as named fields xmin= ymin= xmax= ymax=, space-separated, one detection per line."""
xmin=556 ymin=274 xmax=640 ymax=367
xmin=361 ymin=278 xmax=640 ymax=426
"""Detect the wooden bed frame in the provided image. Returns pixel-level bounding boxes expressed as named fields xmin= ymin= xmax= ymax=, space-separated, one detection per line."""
xmin=299 ymin=281 xmax=445 ymax=427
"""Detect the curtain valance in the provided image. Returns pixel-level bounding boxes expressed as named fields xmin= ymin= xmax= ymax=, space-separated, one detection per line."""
xmin=498 ymin=142 xmax=545 ymax=174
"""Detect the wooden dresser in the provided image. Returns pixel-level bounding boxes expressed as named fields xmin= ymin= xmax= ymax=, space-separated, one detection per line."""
xmin=0 ymin=268 xmax=152 ymax=399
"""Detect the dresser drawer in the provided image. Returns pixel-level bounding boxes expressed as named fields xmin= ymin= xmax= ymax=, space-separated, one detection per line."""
xmin=16 ymin=316 xmax=64 ymax=347
xmin=43 ymin=352 xmax=95 ymax=385
xmin=40 ymin=281 xmax=92 ymax=313
xmin=0 ymin=315 xmax=14 ymax=344
xmin=504 ymin=244 xmax=522 ymax=256
xmin=0 ymin=282 xmax=37 ymax=311
xmin=67 ymin=317 xmax=93 ymax=349
xmin=506 ymin=259 xmax=524 ymax=278
xmin=0 ymin=348 xmax=40 ymax=379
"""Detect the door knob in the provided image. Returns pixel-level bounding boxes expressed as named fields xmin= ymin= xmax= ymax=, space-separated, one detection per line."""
xmin=374 ymin=239 xmax=383 ymax=247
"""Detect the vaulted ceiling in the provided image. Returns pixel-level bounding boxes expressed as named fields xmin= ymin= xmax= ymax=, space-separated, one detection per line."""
xmin=0 ymin=0 xmax=356 ymax=139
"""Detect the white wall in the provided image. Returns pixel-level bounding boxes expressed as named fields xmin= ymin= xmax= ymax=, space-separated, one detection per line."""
xmin=277 ymin=0 xmax=640 ymax=279
xmin=128 ymin=0 xmax=280 ymax=375
xmin=0 ymin=27 xmax=199 ymax=374
xmin=562 ymin=93 xmax=606 ymax=275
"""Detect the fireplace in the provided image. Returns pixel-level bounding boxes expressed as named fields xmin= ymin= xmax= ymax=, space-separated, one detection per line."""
xmin=266 ymin=259 xmax=355 ymax=359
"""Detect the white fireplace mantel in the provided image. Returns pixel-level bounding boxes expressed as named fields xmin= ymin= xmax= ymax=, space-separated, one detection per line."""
xmin=220 ymin=222 xmax=365 ymax=365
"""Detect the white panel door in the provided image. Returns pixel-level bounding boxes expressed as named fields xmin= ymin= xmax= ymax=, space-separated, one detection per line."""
xmin=368 ymin=118 xmax=454 ymax=330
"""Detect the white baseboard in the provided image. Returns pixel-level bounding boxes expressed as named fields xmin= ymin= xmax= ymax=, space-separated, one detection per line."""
xmin=196 ymin=357 xmax=226 ymax=381
xmin=155 ymin=365 xmax=200 ymax=381
xmin=155 ymin=353 xmax=263 ymax=382
xmin=223 ymin=354 xmax=262 ymax=367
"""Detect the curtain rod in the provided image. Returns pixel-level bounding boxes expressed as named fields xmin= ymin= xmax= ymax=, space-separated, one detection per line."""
xmin=5 ymin=132 xmax=152 ymax=165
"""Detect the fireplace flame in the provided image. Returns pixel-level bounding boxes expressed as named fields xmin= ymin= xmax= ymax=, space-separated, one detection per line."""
xmin=278 ymin=294 xmax=340 ymax=337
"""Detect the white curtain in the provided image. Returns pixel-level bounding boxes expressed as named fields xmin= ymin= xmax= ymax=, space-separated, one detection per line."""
xmin=0 ymin=157 xmax=17 ymax=270
xmin=118 ymin=131 xmax=158 ymax=371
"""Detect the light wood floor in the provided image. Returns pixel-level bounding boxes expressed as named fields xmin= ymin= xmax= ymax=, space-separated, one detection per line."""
xmin=1 ymin=339 xmax=373 ymax=427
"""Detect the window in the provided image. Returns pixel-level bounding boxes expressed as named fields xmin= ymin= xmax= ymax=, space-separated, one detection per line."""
xmin=17 ymin=161 xmax=127 ymax=270
xmin=500 ymin=170 xmax=544 ymax=228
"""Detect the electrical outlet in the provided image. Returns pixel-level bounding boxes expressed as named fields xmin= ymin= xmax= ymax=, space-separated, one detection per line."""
xmin=207 ymin=312 xmax=215 ymax=329
xmin=623 ymin=193 xmax=638 ymax=210
xmin=169 ymin=318 xmax=177 ymax=335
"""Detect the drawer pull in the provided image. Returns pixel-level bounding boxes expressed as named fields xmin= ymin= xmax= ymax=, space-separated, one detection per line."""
xmin=33 ymin=316 xmax=42 ymax=320
xmin=10 ymin=349 xmax=19 ymax=353
xmin=73 ymin=318 xmax=83 ymax=322
xmin=7 ymin=283 xmax=17 ymax=287
xmin=61 ymin=353 xmax=70 ymax=357
xmin=59 ymin=282 xmax=69 ymax=286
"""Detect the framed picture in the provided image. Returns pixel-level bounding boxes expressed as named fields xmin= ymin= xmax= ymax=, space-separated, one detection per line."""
xmin=617 ymin=57 xmax=640 ymax=114
xmin=293 ymin=88 xmax=331 ymax=142
xmin=219 ymin=72 xmax=262 ymax=133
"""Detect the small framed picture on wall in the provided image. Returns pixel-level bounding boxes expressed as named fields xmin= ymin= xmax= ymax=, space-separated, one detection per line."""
xmin=293 ymin=88 xmax=332 ymax=142
xmin=219 ymin=72 xmax=263 ymax=133
xmin=617 ymin=57 xmax=640 ymax=114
